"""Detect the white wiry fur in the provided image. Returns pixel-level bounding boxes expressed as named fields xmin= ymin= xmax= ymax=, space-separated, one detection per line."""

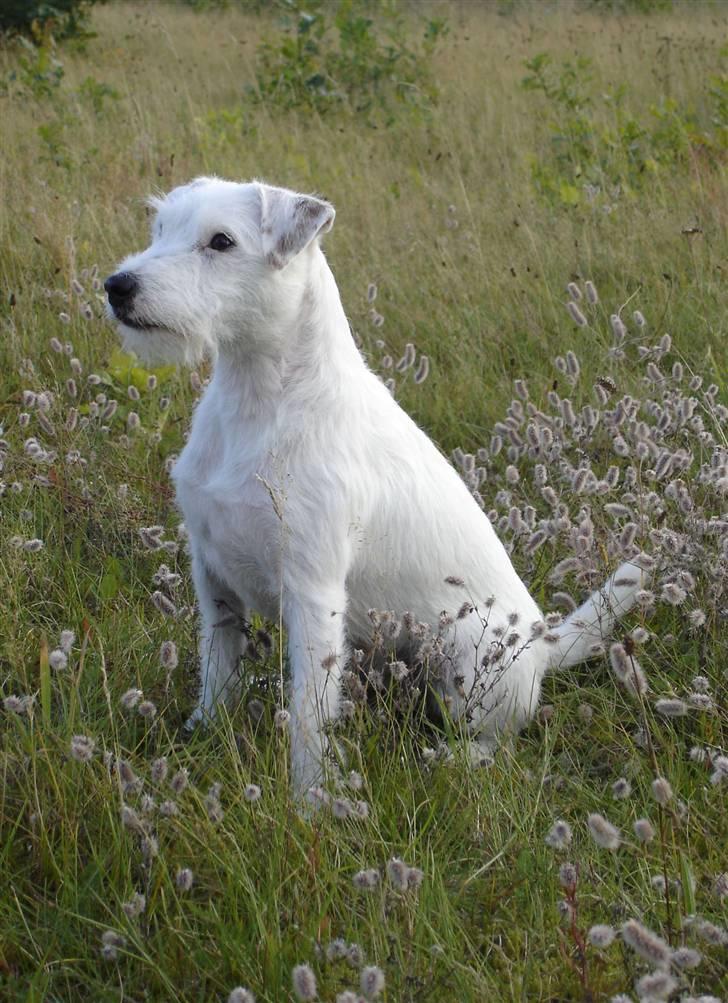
xmin=107 ymin=177 xmax=645 ymax=794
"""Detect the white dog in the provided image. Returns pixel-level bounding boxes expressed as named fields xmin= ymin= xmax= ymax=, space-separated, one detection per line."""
xmin=106 ymin=177 xmax=643 ymax=793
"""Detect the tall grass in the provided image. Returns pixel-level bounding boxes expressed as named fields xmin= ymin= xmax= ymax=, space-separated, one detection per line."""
xmin=0 ymin=3 xmax=726 ymax=1001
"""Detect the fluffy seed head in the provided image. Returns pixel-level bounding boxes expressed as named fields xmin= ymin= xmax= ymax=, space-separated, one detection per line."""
xmin=545 ymin=819 xmax=573 ymax=850
xmin=651 ymin=777 xmax=673 ymax=805
xmin=291 ymin=963 xmax=317 ymax=1001
xmin=621 ymin=918 xmax=672 ymax=966
xmin=588 ymin=924 xmax=616 ymax=948
xmin=587 ymin=813 xmax=621 ymax=850
xmin=360 ymin=965 xmax=385 ymax=998
xmin=634 ymin=970 xmax=676 ymax=1000
xmin=634 ymin=817 xmax=656 ymax=843
xmin=175 ymin=868 xmax=194 ymax=892
xmin=228 ymin=990 xmax=255 ymax=1003
xmin=70 ymin=734 xmax=95 ymax=763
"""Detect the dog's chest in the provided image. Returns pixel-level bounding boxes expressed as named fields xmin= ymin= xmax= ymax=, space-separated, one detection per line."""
xmin=172 ymin=409 xmax=284 ymax=617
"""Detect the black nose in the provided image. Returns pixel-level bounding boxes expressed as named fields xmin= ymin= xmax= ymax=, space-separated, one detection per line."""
xmin=104 ymin=272 xmax=139 ymax=307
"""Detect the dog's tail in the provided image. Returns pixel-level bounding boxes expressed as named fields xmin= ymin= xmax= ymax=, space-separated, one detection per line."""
xmin=547 ymin=561 xmax=647 ymax=669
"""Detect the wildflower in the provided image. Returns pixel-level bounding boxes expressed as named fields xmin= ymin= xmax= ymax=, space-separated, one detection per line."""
xmin=139 ymin=526 xmax=164 ymax=550
xmin=176 ymin=868 xmax=194 ymax=892
xmin=545 ymin=819 xmax=572 ymax=850
xmin=100 ymin=929 xmax=126 ymax=961
xmin=159 ymin=800 xmax=178 ymax=817
xmin=612 ymin=778 xmax=631 ymax=800
xmin=671 ymin=946 xmax=701 ymax=968
xmin=566 ymin=301 xmax=587 ymax=327
xmin=23 ymin=539 xmax=44 ymax=552
xmin=137 ymin=700 xmax=157 ymax=719
xmin=387 ymin=857 xmax=409 ymax=891
xmin=360 ymin=965 xmax=385 ymax=998
xmin=228 ymin=990 xmax=255 ymax=1003
xmin=151 ymin=757 xmax=168 ymax=783
xmin=567 ymin=281 xmax=582 ymax=301
xmin=413 ymin=355 xmax=429 ymax=384
xmin=159 ymin=640 xmax=178 ymax=670
xmin=692 ymin=918 xmax=728 ymax=946
xmin=714 ymin=873 xmax=728 ymax=901
xmin=49 ymin=649 xmax=68 ymax=670
xmin=274 ymin=709 xmax=290 ymax=730
xmin=120 ymin=688 xmax=143 ymax=710
xmin=367 ymin=283 xmax=377 ymax=303
xmin=588 ymin=924 xmax=616 ymax=948
xmin=634 ymin=817 xmax=655 ymax=843
xmin=587 ymin=813 xmax=621 ymax=850
xmin=558 ymin=862 xmax=577 ymax=888
xmin=577 ymin=703 xmax=593 ymax=724
xmin=244 ymin=784 xmax=262 ymax=803
xmin=3 ymin=694 xmax=33 ymax=715
xmin=609 ymin=642 xmax=649 ymax=696
xmin=70 ymin=734 xmax=95 ymax=763
xmin=634 ymin=971 xmax=676 ymax=1000
xmin=621 ymin=919 xmax=671 ymax=966
xmin=332 ymin=798 xmax=352 ymax=819
xmin=122 ymin=892 xmax=146 ymax=918
xmin=291 ymin=963 xmax=317 ymax=1001
xmin=651 ymin=777 xmax=673 ymax=805
xmin=585 ymin=280 xmax=598 ymax=304
xmin=170 ymin=768 xmax=189 ymax=795
xmin=352 ymin=869 xmax=380 ymax=890
xmin=661 ymin=582 xmax=687 ymax=605
xmin=121 ymin=805 xmax=144 ymax=833
xmin=152 ymin=591 xmax=177 ymax=617
xmin=654 ymin=697 xmax=688 ymax=717
xmin=326 ymin=939 xmax=348 ymax=962
xmin=346 ymin=943 xmax=364 ymax=967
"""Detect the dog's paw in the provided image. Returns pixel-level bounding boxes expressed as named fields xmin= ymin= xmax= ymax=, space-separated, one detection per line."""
xmin=183 ymin=706 xmax=208 ymax=733
xmin=465 ymin=738 xmax=496 ymax=769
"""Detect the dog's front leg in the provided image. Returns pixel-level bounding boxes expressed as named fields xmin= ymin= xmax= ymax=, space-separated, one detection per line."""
xmin=185 ymin=553 xmax=247 ymax=728
xmin=285 ymin=587 xmax=347 ymax=796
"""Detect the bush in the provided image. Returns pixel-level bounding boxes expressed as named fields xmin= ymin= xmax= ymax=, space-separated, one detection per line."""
xmin=0 ymin=1 xmax=99 ymax=41
xmin=254 ymin=0 xmax=447 ymax=120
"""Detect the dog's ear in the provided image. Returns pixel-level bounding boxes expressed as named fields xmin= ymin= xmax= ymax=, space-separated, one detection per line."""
xmin=257 ymin=183 xmax=335 ymax=270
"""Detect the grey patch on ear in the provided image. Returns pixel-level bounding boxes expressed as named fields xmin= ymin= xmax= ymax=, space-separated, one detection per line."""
xmin=258 ymin=183 xmax=335 ymax=270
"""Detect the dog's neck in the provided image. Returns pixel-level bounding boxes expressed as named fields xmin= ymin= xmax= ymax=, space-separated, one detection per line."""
xmin=211 ymin=248 xmax=363 ymax=421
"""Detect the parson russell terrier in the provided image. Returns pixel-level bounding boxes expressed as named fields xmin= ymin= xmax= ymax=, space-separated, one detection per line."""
xmin=106 ymin=177 xmax=644 ymax=794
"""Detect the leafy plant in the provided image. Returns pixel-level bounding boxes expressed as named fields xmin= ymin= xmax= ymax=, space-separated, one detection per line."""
xmin=254 ymin=0 xmax=447 ymax=119
xmin=0 ymin=0 xmax=100 ymax=41
xmin=521 ymin=50 xmax=727 ymax=205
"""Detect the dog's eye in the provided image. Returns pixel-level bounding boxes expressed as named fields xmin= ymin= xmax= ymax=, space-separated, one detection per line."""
xmin=208 ymin=233 xmax=235 ymax=252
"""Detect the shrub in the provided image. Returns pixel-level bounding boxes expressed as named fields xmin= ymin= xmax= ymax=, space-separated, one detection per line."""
xmin=0 ymin=1 xmax=100 ymax=41
xmin=254 ymin=0 xmax=447 ymax=120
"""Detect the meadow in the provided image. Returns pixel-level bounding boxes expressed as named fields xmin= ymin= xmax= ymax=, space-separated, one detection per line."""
xmin=0 ymin=1 xmax=726 ymax=1000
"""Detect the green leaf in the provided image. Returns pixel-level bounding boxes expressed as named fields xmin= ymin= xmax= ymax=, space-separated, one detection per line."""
xmin=559 ymin=181 xmax=581 ymax=205
xmin=98 ymin=556 xmax=125 ymax=600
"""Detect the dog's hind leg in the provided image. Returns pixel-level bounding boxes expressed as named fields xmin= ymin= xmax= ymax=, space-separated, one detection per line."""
xmin=185 ymin=554 xmax=247 ymax=729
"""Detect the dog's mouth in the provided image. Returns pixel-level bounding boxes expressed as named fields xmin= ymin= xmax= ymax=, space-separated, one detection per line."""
xmin=112 ymin=309 xmax=172 ymax=334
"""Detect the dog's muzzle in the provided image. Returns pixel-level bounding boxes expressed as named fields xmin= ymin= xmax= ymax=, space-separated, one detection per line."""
xmin=104 ymin=271 xmax=139 ymax=323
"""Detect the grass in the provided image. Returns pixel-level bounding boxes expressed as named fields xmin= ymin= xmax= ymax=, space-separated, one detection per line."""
xmin=0 ymin=2 xmax=726 ymax=1001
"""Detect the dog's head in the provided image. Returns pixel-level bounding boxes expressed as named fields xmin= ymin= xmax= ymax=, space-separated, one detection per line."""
xmin=105 ymin=177 xmax=335 ymax=364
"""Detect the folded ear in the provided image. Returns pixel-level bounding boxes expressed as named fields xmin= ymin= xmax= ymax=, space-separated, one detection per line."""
xmin=257 ymin=183 xmax=335 ymax=270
